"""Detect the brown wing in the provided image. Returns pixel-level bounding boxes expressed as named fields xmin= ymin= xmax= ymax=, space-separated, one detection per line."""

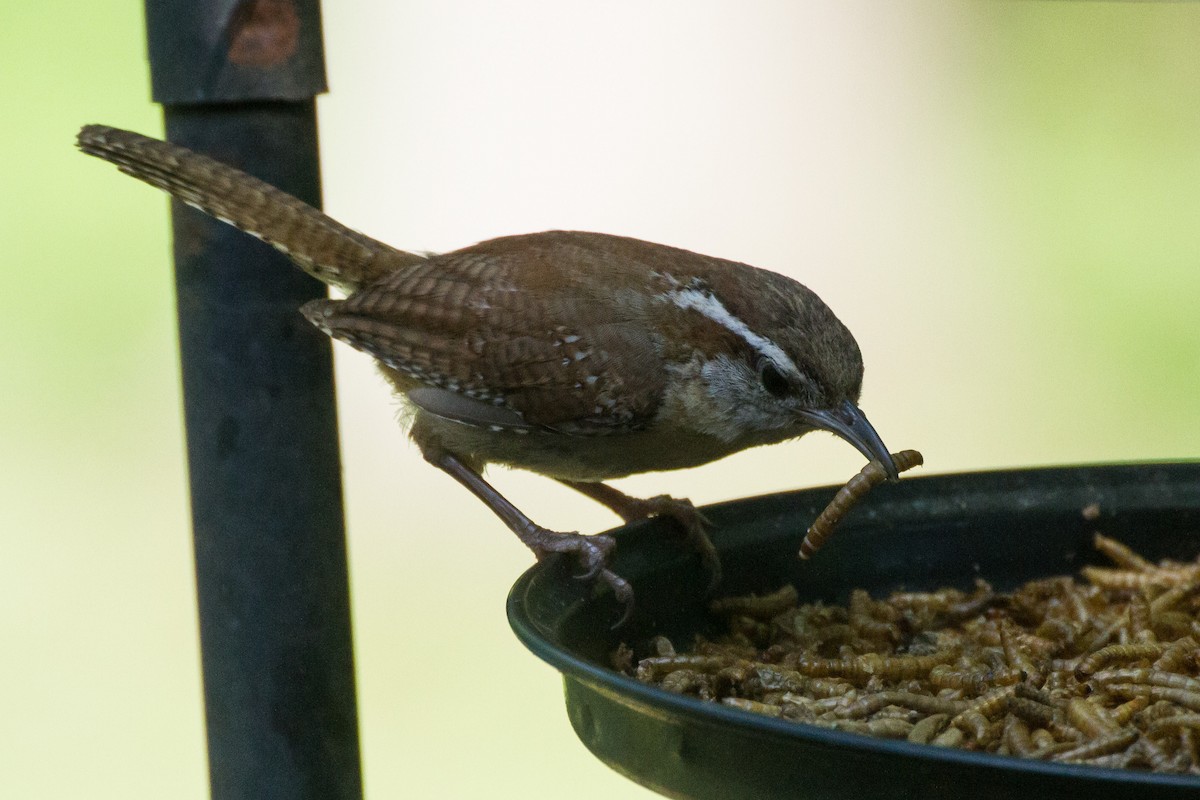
xmin=303 ymin=232 xmax=668 ymax=435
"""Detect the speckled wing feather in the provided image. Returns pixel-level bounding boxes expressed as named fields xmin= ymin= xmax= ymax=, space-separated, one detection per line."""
xmin=304 ymin=232 xmax=669 ymax=435
xmin=76 ymin=125 xmax=422 ymax=292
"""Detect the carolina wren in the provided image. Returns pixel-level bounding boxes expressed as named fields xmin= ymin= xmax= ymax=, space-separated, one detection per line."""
xmin=78 ymin=124 xmax=898 ymax=617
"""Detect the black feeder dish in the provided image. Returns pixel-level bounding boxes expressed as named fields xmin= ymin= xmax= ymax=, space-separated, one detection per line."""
xmin=508 ymin=462 xmax=1200 ymax=800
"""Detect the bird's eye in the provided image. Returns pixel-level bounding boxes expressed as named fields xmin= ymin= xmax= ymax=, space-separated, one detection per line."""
xmin=758 ymin=359 xmax=790 ymax=398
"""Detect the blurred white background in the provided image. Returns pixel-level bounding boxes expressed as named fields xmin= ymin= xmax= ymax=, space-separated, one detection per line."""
xmin=5 ymin=1 xmax=1199 ymax=797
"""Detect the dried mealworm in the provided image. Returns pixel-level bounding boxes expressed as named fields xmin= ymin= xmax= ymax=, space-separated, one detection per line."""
xmin=710 ymin=584 xmax=799 ymax=619
xmin=1082 ymin=566 xmax=1197 ymax=591
xmin=931 ymin=725 xmax=966 ymax=748
xmin=1127 ymin=592 xmax=1156 ymax=643
xmin=929 ymin=664 xmax=1024 ymax=694
xmin=860 ymin=717 xmax=915 ymax=738
xmin=1146 ymin=713 xmax=1200 ymax=735
xmin=848 ymin=589 xmax=903 ymax=643
xmin=753 ymin=666 xmax=809 ymax=693
xmin=1137 ymin=700 xmax=1186 ymax=725
xmin=790 ymin=652 xmax=885 ymax=683
xmin=721 ymin=697 xmax=783 ymax=717
xmin=933 ymin=580 xmax=997 ymax=626
xmin=1029 ymin=728 xmax=1059 ymax=752
xmin=659 ymin=669 xmax=713 ymax=697
xmin=1080 ymin=751 xmax=1136 ymax=769
xmin=1093 ymin=533 xmax=1158 ymax=572
xmin=835 ymin=690 xmax=963 ymax=719
xmin=1035 ymin=618 xmax=1080 ymax=648
xmin=1075 ymin=643 xmax=1169 ymax=677
xmin=874 ymin=650 xmax=961 ymax=682
xmin=1112 ymin=695 xmax=1150 ymax=725
xmin=1105 ymin=683 xmax=1200 ymax=713
xmin=1002 ymin=715 xmax=1037 ymax=757
xmin=1050 ymin=730 xmax=1139 ymax=763
xmin=950 ymin=685 xmax=1018 ymax=731
xmin=908 ymin=713 xmax=951 ymax=745
xmin=798 ymin=449 xmax=923 ymax=559
xmin=1090 ymin=668 xmax=1200 ymax=695
xmin=888 ymin=586 xmax=963 ymax=610
xmin=1007 ymin=696 xmax=1059 ymax=730
xmin=804 ymin=678 xmax=857 ymax=699
xmin=1066 ymin=697 xmax=1121 ymax=739
xmin=997 ymin=618 xmax=1046 ymax=686
xmin=636 ymin=654 xmax=737 ymax=681
xmin=953 ymin=710 xmax=1000 ymax=745
xmin=1074 ymin=617 xmax=1123 ymax=655
xmin=1152 ymin=637 xmax=1198 ymax=673
xmin=1012 ymin=683 xmax=1055 ymax=705
xmin=1150 ymin=583 xmax=1199 ymax=617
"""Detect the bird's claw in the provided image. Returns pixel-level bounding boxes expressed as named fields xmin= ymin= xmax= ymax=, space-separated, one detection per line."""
xmin=565 ymin=532 xmax=615 ymax=580
xmin=601 ymin=568 xmax=635 ymax=629
xmin=636 ymin=494 xmax=722 ymax=594
xmin=532 ymin=531 xmax=632 ymax=624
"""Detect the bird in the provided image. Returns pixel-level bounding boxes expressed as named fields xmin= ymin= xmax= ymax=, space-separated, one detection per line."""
xmin=77 ymin=124 xmax=898 ymax=619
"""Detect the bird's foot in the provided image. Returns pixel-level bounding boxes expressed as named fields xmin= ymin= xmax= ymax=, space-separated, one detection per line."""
xmin=529 ymin=528 xmax=614 ymax=577
xmin=562 ymin=480 xmax=723 ymax=595
xmin=528 ymin=528 xmax=634 ymax=625
xmin=623 ymin=494 xmax=722 ymax=594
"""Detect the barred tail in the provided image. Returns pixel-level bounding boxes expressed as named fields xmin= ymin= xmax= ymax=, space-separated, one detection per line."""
xmin=76 ymin=124 xmax=423 ymax=292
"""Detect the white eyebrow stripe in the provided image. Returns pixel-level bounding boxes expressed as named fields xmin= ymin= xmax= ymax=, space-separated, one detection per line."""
xmin=662 ymin=287 xmax=799 ymax=375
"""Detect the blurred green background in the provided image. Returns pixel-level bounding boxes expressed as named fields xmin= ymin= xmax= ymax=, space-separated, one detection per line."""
xmin=4 ymin=2 xmax=1198 ymax=797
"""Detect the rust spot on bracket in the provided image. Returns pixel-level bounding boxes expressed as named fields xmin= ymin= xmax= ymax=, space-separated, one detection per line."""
xmin=227 ymin=0 xmax=300 ymax=68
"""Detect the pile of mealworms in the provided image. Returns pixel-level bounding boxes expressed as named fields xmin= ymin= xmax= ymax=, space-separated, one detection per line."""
xmin=616 ymin=533 xmax=1200 ymax=773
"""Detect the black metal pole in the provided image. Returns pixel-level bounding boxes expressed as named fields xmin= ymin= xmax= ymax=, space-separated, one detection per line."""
xmin=143 ymin=2 xmax=362 ymax=799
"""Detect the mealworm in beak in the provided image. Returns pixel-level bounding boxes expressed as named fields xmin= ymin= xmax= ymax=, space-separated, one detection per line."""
xmin=799 ymin=449 xmax=924 ymax=559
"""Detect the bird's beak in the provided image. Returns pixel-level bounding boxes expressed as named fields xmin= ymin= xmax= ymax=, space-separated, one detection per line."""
xmin=797 ymin=400 xmax=899 ymax=481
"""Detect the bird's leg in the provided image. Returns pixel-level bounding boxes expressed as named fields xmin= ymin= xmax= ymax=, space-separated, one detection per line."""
xmin=421 ymin=446 xmax=634 ymax=615
xmin=560 ymin=480 xmax=722 ymax=593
